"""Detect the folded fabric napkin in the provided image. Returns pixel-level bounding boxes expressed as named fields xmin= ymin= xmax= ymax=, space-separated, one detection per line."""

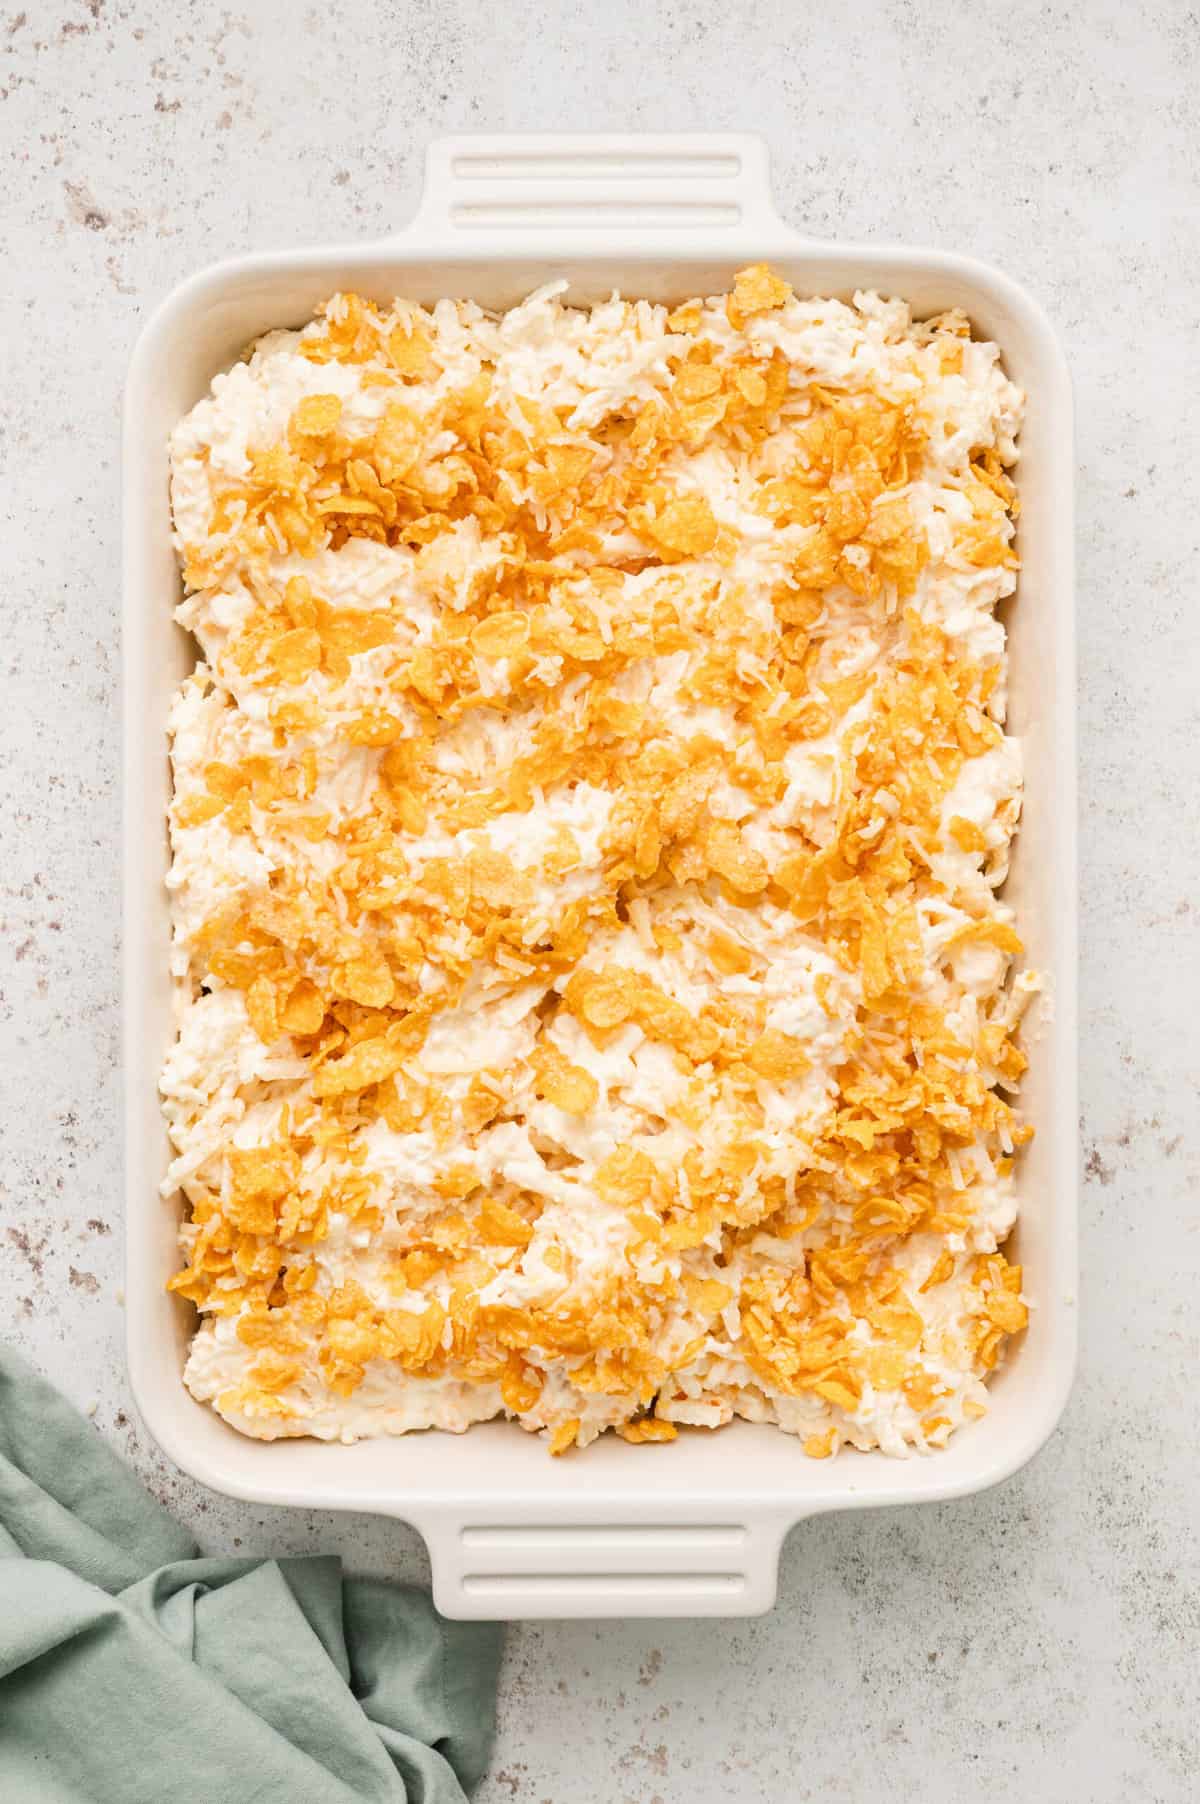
xmin=0 ymin=1347 xmax=501 ymax=1803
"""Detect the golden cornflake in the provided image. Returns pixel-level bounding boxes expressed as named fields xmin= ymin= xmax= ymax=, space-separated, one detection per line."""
xmin=226 ymin=1145 xmax=300 ymax=1237
xmin=292 ymin=393 xmax=343 ymax=436
xmin=634 ymin=491 xmax=719 ymax=562
xmin=618 ymin=1418 xmax=677 ymax=1444
xmin=727 ymin=262 xmax=793 ymax=327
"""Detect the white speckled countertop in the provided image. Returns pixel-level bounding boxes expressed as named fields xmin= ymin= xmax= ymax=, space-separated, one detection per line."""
xmin=2 ymin=3 xmax=1198 ymax=1798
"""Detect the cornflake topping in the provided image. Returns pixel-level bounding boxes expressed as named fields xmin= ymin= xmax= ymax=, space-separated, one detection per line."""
xmin=163 ymin=269 xmax=1032 ymax=1460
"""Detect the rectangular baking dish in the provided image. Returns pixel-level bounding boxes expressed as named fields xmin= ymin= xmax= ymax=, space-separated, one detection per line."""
xmin=123 ymin=134 xmax=1077 ymax=1619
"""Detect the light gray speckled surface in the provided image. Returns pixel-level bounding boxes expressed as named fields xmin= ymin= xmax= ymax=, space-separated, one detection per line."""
xmin=2 ymin=3 xmax=1198 ymax=1799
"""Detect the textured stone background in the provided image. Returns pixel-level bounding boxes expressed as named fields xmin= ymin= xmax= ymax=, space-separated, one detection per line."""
xmin=2 ymin=3 xmax=1197 ymax=1799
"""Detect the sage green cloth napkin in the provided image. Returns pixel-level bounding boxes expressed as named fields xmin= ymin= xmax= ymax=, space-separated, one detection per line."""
xmin=0 ymin=1347 xmax=501 ymax=1803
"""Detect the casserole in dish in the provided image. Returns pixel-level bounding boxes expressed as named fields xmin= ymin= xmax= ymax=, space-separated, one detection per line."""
xmin=124 ymin=134 xmax=1076 ymax=1617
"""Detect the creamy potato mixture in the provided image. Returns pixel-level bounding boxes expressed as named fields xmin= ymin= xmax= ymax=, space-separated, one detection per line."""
xmin=163 ymin=265 xmax=1033 ymax=1458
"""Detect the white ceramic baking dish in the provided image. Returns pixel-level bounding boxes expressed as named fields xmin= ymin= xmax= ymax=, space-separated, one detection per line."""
xmin=123 ymin=134 xmax=1077 ymax=1619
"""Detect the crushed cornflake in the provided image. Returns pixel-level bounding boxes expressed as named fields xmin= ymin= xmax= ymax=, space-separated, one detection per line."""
xmin=162 ymin=269 xmax=1033 ymax=1460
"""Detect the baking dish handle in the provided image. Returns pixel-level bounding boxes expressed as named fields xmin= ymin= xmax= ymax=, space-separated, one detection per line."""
xmin=408 ymin=133 xmax=804 ymax=252
xmin=413 ymin=1507 xmax=792 ymax=1620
